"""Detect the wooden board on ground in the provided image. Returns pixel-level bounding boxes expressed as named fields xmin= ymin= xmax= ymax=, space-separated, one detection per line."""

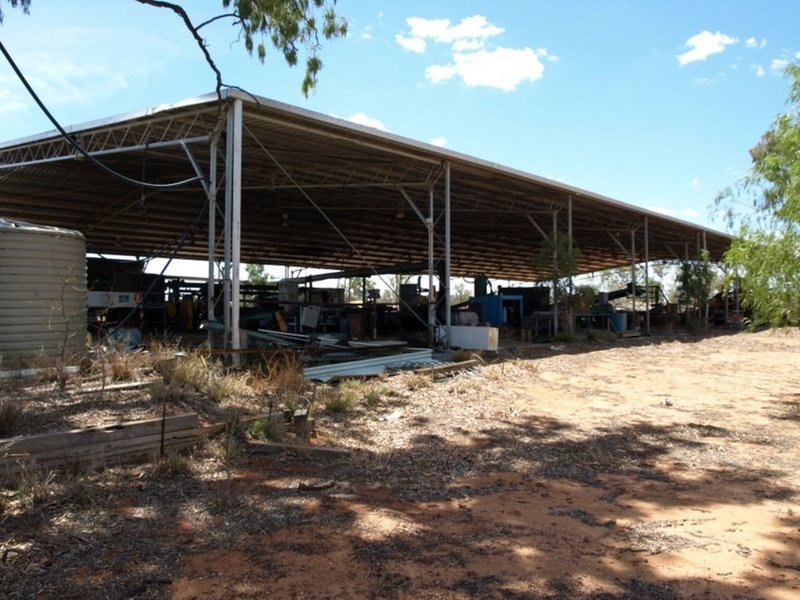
xmin=247 ymin=440 xmax=350 ymax=459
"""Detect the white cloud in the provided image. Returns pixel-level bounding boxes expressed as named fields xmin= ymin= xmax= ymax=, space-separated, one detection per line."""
xmin=426 ymin=47 xmax=547 ymax=92
xmin=676 ymin=30 xmax=738 ymax=66
xmin=693 ymin=77 xmax=715 ymax=86
xmin=691 ymin=177 xmax=700 ymax=189
xmin=396 ymin=15 xmax=504 ymax=53
xmin=407 ymin=15 xmax=503 ymax=46
xmin=395 ymin=34 xmax=426 ymax=54
xmin=346 ymin=112 xmax=389 ymax=131
xmin=772 ymin=58 xmax=789 ymax=74
xmin=745 ymin=37 xmax=767 ymax=49
xmin=753 ymin=65 xmax=766 ymax=77
xmin=683 ymin=208 xmax=700 ymax=218
xmin=429 ymin=136 xmax=448 ymax=147
xmin=360 ymin=26 xmax=374 ymax=41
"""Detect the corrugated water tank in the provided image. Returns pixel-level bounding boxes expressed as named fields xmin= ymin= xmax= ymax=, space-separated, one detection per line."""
xmin=0 ymin=218 xmax=87 ymax=362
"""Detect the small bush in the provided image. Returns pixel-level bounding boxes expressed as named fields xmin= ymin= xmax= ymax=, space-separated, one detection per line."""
xmin=0 ymin=399 xmax=23 ymax=436
xmin=156 ymin=353 xmax=249 ymax=402
xmin=249 ymin=416 xmax=283 ymax=441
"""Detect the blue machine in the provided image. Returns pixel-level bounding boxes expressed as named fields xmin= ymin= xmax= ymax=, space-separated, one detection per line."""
xmin=467 ymin=295 xmax=524 ymax=326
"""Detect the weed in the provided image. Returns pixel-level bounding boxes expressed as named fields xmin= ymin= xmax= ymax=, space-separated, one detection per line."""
xmin=262 ymin=351 xmax=306 ymax=400
xmin=554 ymin=331 xmax=576 ymax=343
xmin=0 ymin=399 xmax=23 ymax=436
xmin=14 ymin=464 xmax=56 ymax=508
xmin=585 ymin=329 xmax=618 ymax=343
xmin=322 ymin=387 xmax=353 ymax=414
xmin=364 ymin=385 xmax=382 ymax=407
xmin=249 ymin=416 xmax=283 ymax=441
xmin=151 ymin=451 xmax=192 ymax=477
xmin=105 ymin=343 xmax=143 ymax=381
xmin=205 ymin=372 xmax=249 ymax=402
xmin=452 ymin=349 xmax=476 ymax=362
xmin=405 ymin=373 xmax=431 ymax=391
xmin=150 ymin=381 xmax=192 ymax=404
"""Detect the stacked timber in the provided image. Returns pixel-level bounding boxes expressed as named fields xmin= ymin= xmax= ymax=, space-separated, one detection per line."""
xmin=0 ymin=413 xmax=200 ymax=480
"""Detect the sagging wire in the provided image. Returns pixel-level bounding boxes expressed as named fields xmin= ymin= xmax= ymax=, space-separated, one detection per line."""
xmin=242 ymin=124 xmax=433 ymax=330
xmin=99 ymin=197 xmax=211 ymax=342
xmin=0 ymin=40 xmax=205 ymax=190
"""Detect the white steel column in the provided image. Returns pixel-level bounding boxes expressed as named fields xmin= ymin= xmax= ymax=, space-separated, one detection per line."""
xmin=207 ymin=137 xmax=217 ymax=347
xmin=552 ymin=210 xmax=559 ymax=336
xmin=567 ymin=196 xmax=573 ymax=334
xmin=644 ymin=216 xmax=650 ymax=335
xmin=631 ymin=229 xmax=637 ymax=323
xmin=223 ymin=110 xmax=233 ymax=349
xmin=444 ymin=162 xmax=452 ymax=348
xmin=229 ymin=99 xmax=243 ymax=361
xmin=428 ymin=186 xmax=436 ymax=344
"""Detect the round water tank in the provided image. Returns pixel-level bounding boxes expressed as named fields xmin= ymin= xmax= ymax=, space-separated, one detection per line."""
xmin=0 ymin=218 xmax=87 ymax=364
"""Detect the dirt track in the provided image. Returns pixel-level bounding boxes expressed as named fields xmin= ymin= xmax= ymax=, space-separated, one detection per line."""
xmin=3 ymin=330 xmax=800 ymax=599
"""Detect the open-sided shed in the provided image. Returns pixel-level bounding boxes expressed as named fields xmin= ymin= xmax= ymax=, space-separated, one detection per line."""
xmin=0 ymin=89 xmax=730 ymax=348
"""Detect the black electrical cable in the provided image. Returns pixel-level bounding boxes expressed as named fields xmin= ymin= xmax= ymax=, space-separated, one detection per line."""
xmin=0 ymin=40 xmax=206 ymax=190
xmin=101 ymin=197 xmax=210 ymax=342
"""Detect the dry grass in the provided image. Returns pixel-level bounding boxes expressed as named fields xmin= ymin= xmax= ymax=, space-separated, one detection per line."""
xmin=150 ymin=451 xmax=193 ymax=477
xmin=261 ymin=351 xmax=306 ymax=401
xmin=404 ymin=372 xmax=432 ymax=391
xmin=0 ymin=398 xmax=23 ymax=436
xmin=156 ymin=353 xmax=250 ymax=402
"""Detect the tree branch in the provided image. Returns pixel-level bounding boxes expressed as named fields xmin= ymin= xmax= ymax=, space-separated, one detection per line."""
xmin=134 ymin=0 xmax=224 ymax=101
xmin=196 ymin=12 xmax=239 ymax=31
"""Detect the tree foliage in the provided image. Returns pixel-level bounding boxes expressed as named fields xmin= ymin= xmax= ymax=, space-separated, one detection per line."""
xmin=224 ymin=0 xmax=347 ymax=96
xmin=715 ymin=63 xmax=800 ymax=326
xmin=245 ymin=263 xmax=271 ymax=285
xmin=677 ymin=251 xmax=714 ymax=323
xmin=0 ymin=0 xmax=30 ymax=23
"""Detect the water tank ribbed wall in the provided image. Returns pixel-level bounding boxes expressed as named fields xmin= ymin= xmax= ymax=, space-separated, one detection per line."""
xmin=0 ymin=218 xmax=87 ymax=362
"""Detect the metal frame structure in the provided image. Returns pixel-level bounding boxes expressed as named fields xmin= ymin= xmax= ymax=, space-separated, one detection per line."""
xmin=0 ymin=88 xmax=732 ymax=348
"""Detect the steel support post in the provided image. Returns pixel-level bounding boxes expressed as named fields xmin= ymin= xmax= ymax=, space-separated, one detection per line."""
xmin=552 ymin=210 xmax=559 ymax=336
xmin=644 ymin=216 xmax=650 ymax=335
xmin=631 ymin=229 xmax=637 ymax=324
xmin=567 ymin=196 xmax=573 ymax=334
xmin=702 ymin=230 xmax=709 ymax=325
xmin=229 ymin=99 xmax=243 ymax=362
xmin=207 ymin=137 xmax=217 ymax=347
xmin=444 ymin=162 xmax=452 ymax=348
xmin=223 ymin=111 xmax=233 ymax=349
xmin=428 ymin=186 xmax=436 ymax=345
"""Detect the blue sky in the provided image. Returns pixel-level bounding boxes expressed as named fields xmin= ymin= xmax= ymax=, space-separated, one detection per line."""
xmin=1 ymin=1 xmax=798 ymax=278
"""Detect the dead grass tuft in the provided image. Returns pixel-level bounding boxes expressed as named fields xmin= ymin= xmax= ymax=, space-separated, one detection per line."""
xmin=0 ymin=398 xmax=23 ymax=436
xmin=404 ymin=373 xmax=431 ymax=391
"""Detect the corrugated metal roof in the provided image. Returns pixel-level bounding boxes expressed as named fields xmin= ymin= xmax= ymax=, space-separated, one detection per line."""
xmin=0 ymin=89 xmax=730 ymax=280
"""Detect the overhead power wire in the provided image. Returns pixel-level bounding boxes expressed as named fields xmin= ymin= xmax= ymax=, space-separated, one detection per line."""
xmin=0 ymin=40 xmax=205 ymax=190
